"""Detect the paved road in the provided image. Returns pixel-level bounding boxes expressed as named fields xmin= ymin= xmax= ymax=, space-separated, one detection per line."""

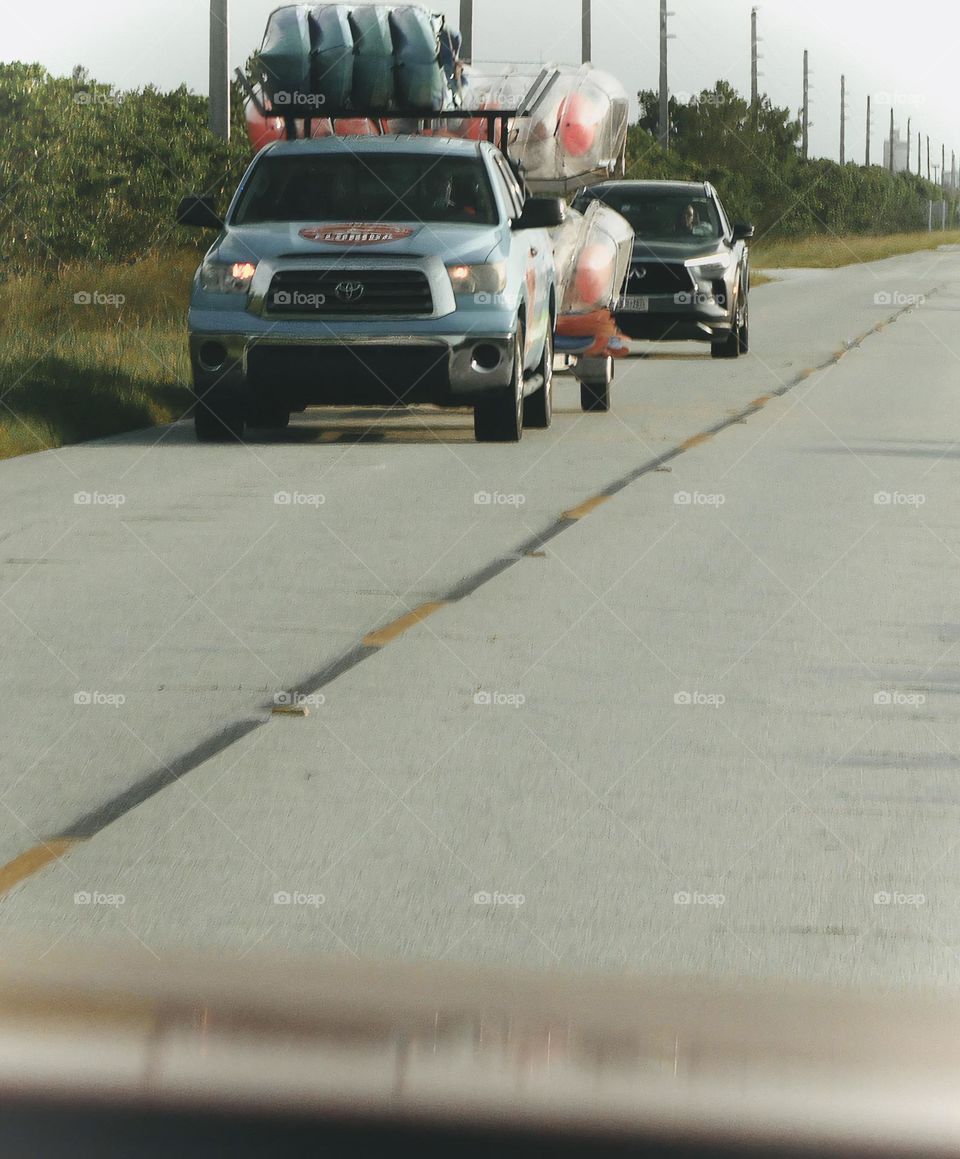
xmin=2 ymin=248 xmax=959 ymax=991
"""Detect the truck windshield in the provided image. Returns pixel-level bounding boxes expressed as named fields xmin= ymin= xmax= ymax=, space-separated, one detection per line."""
xmin=232 ymin=153 xmax=499 ymax=226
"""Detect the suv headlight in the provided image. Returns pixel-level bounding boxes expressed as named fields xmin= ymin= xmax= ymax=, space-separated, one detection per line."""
xmin=684 ymin=253 xmax=734 ymax=283
xmin=446 ymin=261 xmax=508 ymax=296
xmin=200 ymin=258 xmax=258 ymax=294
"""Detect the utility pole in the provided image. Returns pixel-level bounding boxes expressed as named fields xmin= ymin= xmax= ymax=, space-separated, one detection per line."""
xmin=751 ymin=7 xmax=759 ymax=120
xmin=888 ymin=108 xmax=894 ymax=174
xmin=927 ymin=135 xmax=931 ymax=180
xmin=906 ymin=116 xmax=911 ymax=172
xmin=208 ymin=0 xmax=229 ymax=140
xmin=942 ymin=143 xmax=947 ymax=189
xmin=581 ymin=0 xmax=591 ymax=64
xmin=917 ymin=130 xmax=921 ymax=176
xmin=839 ymin=75 xmax=846 ymax=164
xmin=659 ymin=0 xmax=673 ymax=150
xmin=801 ymin=50 xmax=809 ymax=160
xmin=952 ymin=150 xmax=956 ymax=193
xmin=459 ymin=0 xmax=473 ymax=62
xmin=865 ymin=94 xmax=871 ymax=165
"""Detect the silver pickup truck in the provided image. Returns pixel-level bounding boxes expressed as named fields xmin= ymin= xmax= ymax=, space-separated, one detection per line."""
xmin=177 ymin=134 xmax=562 ymax=442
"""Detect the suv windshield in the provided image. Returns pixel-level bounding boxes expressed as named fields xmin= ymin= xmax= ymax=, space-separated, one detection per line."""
xmin=232 ymin=153 xmax=499 ymax=226
xmin=576 ymin=189 xmax=722 ymax=241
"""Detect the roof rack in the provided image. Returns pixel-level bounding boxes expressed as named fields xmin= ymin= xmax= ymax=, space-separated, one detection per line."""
xmin=235 ymin=68 xmax=561 ymax=165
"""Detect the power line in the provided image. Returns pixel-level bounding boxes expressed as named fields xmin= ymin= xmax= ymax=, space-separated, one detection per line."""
xmin=659 ymin=0 xmax=674 ymax=150
xmin=460 ymin=0 xmax=474 ymax=62
xmin=801 ymin=50 xmax=809 ymax=161
xmin=208 ymin=0 xmax=229 ymax=140
xmin=839 ymin=74 xmax=846 ymax=164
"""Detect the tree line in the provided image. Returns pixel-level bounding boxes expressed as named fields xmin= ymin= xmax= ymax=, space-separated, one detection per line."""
xmin=629 ymin=82 xmax=954 ymax=237
xmin=0 ymin=63 xmax=953 ymax=270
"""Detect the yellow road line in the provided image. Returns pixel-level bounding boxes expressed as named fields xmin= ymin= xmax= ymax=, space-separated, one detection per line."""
xmin=678 ymin=432 xmax=715 ymax=451
xmin=0 ymin=839 xmax=77 ymax=895
xmin=363 ymin=602 xmax=449 ymax=647
xmin=562 ymin=494 xmax=611 ymax=520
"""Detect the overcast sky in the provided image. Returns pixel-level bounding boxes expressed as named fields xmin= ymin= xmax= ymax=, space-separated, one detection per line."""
xmin=5 ymin=1 xmax=958 ymax=168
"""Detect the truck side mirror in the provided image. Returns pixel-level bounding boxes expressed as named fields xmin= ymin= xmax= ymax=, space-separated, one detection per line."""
xmin=176 ymin=196 xmax=224 ymax=230
xmin=514 ymin=198 xmax=566 ymax=230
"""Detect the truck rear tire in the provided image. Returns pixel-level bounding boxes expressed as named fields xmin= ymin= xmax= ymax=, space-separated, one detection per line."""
xmin=248 ymin=403 xmax=291 ymax=430
xmin=195 ymin=398 xmax=246 ymax=442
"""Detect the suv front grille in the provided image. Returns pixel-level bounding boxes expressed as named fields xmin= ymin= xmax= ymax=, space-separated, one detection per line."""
xmin=626 ymin=262 xmax=694 ymax=296
xmin=266 ymin=268 xmax=433 ymax=316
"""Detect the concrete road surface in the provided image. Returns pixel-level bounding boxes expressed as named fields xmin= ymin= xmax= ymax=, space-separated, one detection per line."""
xmin=2 ymin=248 xmax=959 ymax=992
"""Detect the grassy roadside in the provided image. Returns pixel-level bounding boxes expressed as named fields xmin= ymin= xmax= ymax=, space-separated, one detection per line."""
xmin=752 ymin=229 xmax=960 ymax=271
xmin=0 ymin=253 xmax=197 ymax=461
xmin=1 ymin=229 xmax=956 ymax=463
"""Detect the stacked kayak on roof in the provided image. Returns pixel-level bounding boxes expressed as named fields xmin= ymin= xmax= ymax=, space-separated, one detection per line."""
xmin=257 ymin=4 xmax=458 ymax=114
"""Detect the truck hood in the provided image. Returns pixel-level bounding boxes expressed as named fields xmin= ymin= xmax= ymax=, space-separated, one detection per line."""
xmin=217 ymin=221 xmax=505 ymax=266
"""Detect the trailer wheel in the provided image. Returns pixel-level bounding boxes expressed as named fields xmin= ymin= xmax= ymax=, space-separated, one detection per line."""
xmin=578 ymin=355 xmax=613 ymax=413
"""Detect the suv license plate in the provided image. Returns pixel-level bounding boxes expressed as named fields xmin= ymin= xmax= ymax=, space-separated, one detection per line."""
xmin=618 ymin=295 xmax=649 ymax=312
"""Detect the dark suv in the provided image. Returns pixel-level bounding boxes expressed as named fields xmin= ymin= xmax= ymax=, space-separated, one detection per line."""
xmin=572 ymin=180 xmax=754 ymax=359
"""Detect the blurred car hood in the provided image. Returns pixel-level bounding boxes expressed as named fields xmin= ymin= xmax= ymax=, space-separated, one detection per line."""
xmin=0 ymin=943 xmax=958 ymax=1156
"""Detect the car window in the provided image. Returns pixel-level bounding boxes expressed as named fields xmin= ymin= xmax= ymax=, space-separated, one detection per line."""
xmin=232 ymin=154 xmax=498 ymax=226
xmin=574 ymin=189 xmax=723 ymax=242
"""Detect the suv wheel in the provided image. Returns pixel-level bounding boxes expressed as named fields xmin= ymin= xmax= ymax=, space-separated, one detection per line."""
xmin=474 ymin=326 xmax=524 ymax=443
xmin=195 ymin=397 xmax=246 ymax=442
xmin=712 ymin=294 xmax=746 ymax=360
xmin=737 ymin=295 xmax=750 ymax=354
xmin=523 ymin=323 xmax=553 ymax=429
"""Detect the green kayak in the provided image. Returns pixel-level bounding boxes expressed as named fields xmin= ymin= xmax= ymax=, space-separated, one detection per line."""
xmin=390 ymin=6 xmax=446 ymax=112
xmin=349 ymin=5 xmax=396 ymax=110
xmin=259 ymin=5 xmax=312 ymax=103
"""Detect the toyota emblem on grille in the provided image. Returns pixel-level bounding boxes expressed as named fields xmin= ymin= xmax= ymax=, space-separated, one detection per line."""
xmin=335 ymin=281 xmax=365 ymax=302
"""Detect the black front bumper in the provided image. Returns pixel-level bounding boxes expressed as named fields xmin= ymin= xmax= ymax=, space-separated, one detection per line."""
xmin=614 ymin=312 xmax=733 ymax=342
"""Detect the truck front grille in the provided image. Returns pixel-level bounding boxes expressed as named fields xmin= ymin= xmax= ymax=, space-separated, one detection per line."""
xmin=265 ymin=268 xmax=434 ymax=316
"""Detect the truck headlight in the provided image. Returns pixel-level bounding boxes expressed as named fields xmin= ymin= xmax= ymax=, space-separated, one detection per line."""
xmin=200 ymin=258 xmax=258 ymax=294
xmin=446 ymin=261 xmax=508 ymax=296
